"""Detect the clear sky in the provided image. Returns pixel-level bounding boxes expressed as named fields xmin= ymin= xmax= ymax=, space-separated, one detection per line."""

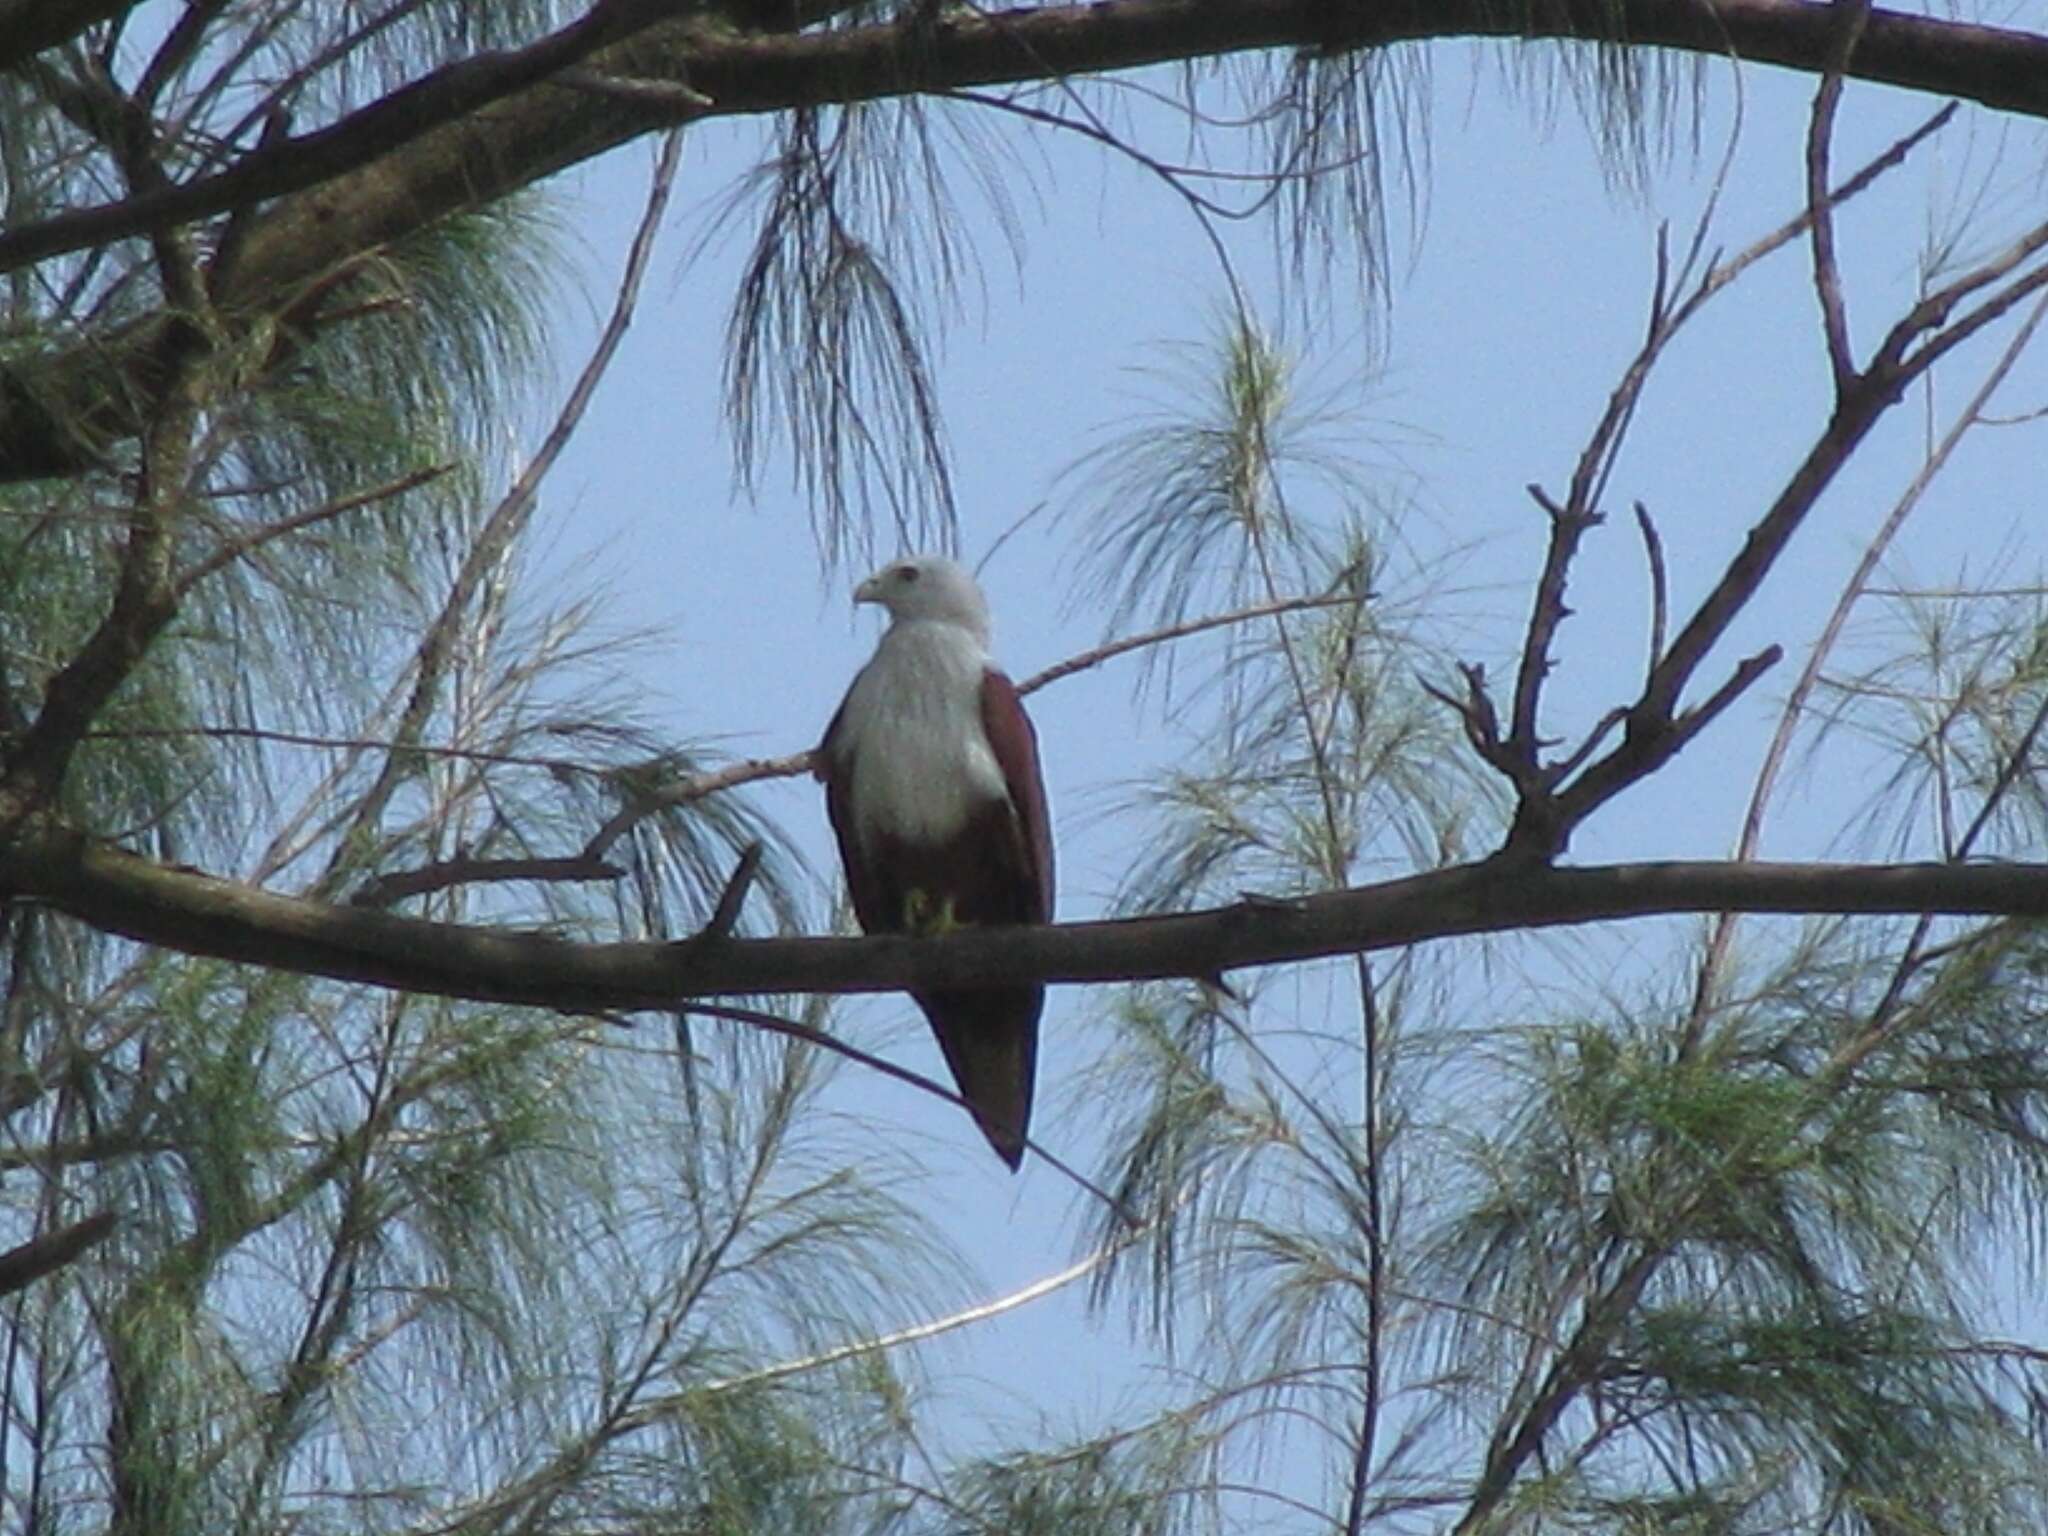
xmin=530 ymin=38 xmax=2044 ymax=1486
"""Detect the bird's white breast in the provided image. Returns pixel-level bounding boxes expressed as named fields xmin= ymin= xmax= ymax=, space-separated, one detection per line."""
xmin=838 ymin=620 xmax=1008 ymax=848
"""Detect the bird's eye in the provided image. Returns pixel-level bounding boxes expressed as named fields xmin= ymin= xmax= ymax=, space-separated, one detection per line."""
xmin=896 ymin=565 xmax=920 ymax=583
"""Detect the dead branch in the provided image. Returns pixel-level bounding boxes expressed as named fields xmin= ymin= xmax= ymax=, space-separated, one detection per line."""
xmin=1631 ymin=502 xmax=1668 ymax=682
xmin=1686 ymin=290 xmax=2048 ymax=1043
xmin=1510 ymin=485 xmax=1603 ymax=771
xmin=1017 ymin=589 xmax=1360 ymax=695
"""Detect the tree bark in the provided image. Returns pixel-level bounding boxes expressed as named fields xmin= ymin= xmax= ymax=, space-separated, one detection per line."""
xmin=6 ymin=0 xmax=2048 ymax=482
xmin=5 ymin=822 xmax=2043 ymax=1011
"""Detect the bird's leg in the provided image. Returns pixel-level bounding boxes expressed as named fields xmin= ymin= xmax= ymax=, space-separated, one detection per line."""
xmin=903 ymin=888 xmax=962 ymax=936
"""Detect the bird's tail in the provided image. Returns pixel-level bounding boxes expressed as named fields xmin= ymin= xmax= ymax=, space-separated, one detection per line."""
xmin=914 ymin=986 xmax=1042 ymax=1171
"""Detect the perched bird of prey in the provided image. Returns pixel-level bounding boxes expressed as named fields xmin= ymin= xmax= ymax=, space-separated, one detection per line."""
xmin=817 ymin=556 xmax=1055 ymax=1169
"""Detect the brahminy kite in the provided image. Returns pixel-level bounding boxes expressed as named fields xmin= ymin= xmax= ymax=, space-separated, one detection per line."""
xmin=817 ymin=556 xmax=1054 ymax=1169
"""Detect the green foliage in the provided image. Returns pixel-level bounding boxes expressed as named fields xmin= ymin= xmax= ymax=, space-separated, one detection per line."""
xmin=3 ymin=15 xmax=952 ymax=1534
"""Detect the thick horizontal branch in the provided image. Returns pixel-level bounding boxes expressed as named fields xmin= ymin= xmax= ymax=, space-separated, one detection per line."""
xmin=8 ymin=0 xmax=2046 ymax=481
xmin=0 ymin=0 xmax=131 ymax=74
xmin=5 ymin=824 xmax=2044 ymax=1013
xmin=32 ymin=0 xmax=2048 ymax=286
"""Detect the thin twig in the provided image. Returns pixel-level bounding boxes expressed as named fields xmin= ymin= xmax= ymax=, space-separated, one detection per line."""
xmin=1807 ymin=0 xmax=1872 ymax=396
xmin=1686 ymin=291 xmax=2048 ymax=1047
xmin=173 ymin=462 xmax=454 ymax=598
xmin=1632 ymin=501 xmax=1668 ymax=680
xmin=84 ymin=724 xmax=609 ymax=778
xmin=700 ymin=841 xmax=763 ymax=939
xmin=1017 ymin=590 xmax=1360 ymax=695
xmin=695 ymin=1233 xmax=1149 ymax=1397
xmin=312 ymin=129 xmax=684 ymax=899
xmin=583 ymin=593 xmax=1368 ymax=861
xmin=681 ymin=1000 xmax=1141 ymax=1227
xmin=1512 ymin=484 xmax=1604 ymax=774
xmin=580 ymin=750 xmax=816 ymax=863
xmin=348 ymin=853 xmax=622 ymax=910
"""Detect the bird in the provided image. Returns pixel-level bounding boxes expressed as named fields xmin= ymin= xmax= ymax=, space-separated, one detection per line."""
xmin=816 ymin=555 xmax=1054 ymax=1169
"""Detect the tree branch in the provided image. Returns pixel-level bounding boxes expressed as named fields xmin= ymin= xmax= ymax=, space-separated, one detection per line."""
xmin=6 ymin=823 xmax=2045 ymax=1013
xmin=172 ymin=461 xmax=456 ymax=599
xmin=1806 ymin=0 xmax=1870 ymax=397
xmin=0 ymin=0 xmax=134 ymax=73
xmin=0 ymin=1210 xmax=117 ymax=1297
xmin=5 ymin=0 xmax=2046 ymax=481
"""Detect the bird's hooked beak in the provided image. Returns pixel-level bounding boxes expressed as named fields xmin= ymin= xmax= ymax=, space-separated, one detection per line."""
xmin=853 ymin=572 xmax=883 ymax=608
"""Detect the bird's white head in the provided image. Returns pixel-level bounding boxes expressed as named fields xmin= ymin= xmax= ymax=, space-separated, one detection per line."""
xmin=854 ymin=555 xmax=993 ymax=647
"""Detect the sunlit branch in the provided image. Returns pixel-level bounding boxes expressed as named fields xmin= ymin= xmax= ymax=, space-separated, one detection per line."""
xmin=692 ymin=1234 xmax=1149 ymax=1397
xmin=1016 ymin=590 xmax=1359 ymax=694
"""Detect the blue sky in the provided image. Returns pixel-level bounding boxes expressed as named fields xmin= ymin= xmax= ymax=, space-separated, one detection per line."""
xmin=528 ymin=40 xmax=2045 ymax=1484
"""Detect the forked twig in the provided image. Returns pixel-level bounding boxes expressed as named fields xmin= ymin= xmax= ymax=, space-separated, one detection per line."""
xmin=1685 ymin=291 xmax=2048 ymax=1046
xmin=1447 ymin=107 xmax=1958 ymax=862
xmin=1807 ymin=0 xmax=1873 ymax=396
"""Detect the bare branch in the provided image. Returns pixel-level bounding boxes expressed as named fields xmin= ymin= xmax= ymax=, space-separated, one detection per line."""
xmin=700 ymin=841 xmax=763 ymax=939
xmin=0 ymin=1211 xmax=117 ymax=1297
xmin=1687 ymin=289 xmax=2048 ymax=1043
xmin=1669 ymin=644 xmax=1784 ymax=752
xmin=1444 ymin=107 xmax=1958 ymax=861
xmin=10 ymin=823 xmax=2048 ymax=1013
xmin=1511 ymin=484 xmax=1604 ymax=771
xmin=1017 ymin=590 xmax=1360 ymax=696
xmin=1806 ymin=0 xmax=1871 ymax=396
xmin=1632 ymin=501 xmax=1668 ymax=681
